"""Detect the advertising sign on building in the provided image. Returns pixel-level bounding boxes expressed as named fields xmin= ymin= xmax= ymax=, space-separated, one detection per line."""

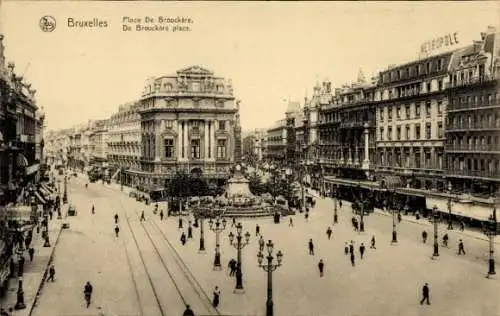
xmin=420 ymin=32 xmax=459 ymax=57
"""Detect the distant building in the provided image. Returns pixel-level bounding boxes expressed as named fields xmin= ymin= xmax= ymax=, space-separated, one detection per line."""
xmin=107 ymin=101 xmax=141 ymax=186
xmin=265 ymin=119 xmax=287 ymax=163
xmin=89 ymin=119 xmax=109 ymax=167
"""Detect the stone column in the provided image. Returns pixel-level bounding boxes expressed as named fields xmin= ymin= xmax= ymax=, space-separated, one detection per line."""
xmin=155 ymin=121 xmax=162 ymax=162
xmin=183 ymin=120 xmax=189 ymax=160
xmin=177 ymin=120 xmax=183 ymax=160
xmin=363 ymin=126 xmax=370 ymax=165
xmin=211 ymin=120 xmax=217 ymax=160
xmin=204 ymin=120 xmax=209 ymax=159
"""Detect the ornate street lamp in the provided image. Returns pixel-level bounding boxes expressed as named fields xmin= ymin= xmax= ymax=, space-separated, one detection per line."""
xmin=257 ymin=240 xmax=284 ymax=316
xmin=14 ymin=277 xmax=25 ymax=310
xmin=432 ymin=205 xmax=439 ymax=259
xmin=356 ymin=184 xmax=365 ymax=232
xmin=228 ymin=223 xmax=251 ymax=293
xmin=208 ymin=215 xmax=227 ymax=270
xmin=333 ymin=185 xmax=338 ymax=224
xmin=486 ymin=197 xmax=497 ymax=277
xmin=447 ymin=181 xmax=453 ymax=230
xmin=391 ymin=191 xmax=398 ymax=244
xmin=62 ymin=175 xmax=68 ymax=204
xmin=197 ymin=208 xmax=207 ymax=253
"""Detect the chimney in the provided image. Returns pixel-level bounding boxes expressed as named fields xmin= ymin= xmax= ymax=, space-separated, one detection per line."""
xmin=473 ymin=40 xmax=483 ymax=52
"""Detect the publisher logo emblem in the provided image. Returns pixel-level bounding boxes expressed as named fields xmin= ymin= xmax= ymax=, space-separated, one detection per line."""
xmin=39 ymin=16 xmax=56 ymax=32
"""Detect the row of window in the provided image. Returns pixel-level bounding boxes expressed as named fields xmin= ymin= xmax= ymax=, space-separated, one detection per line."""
xmin=448 ymin=135 xmax=500 ymax=148
xmin=379 ymin=122 xmax=444 ymax=141
xmin=449 ymin=111 xmax=500 ymax=130
xmin=451 ymin=92 xmax=499 ymax=107
xmin=381 ymin=58 xmax=445 ymax=84
xmin=142 ymin=138 xmax=228 ymax=160
xmin=140 ymin=120 xmax=228 ymax=132
xmin=379 ymin=100 xmax=443 ymax=121
xmin=378 ymin=150 xmax=444 ymax=170
xmin=448 ymin=157 xmax=499 ymax=174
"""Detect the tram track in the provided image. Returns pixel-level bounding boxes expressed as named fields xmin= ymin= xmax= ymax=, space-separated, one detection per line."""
xmin=115 ymin=192 xmax=220 ymax=316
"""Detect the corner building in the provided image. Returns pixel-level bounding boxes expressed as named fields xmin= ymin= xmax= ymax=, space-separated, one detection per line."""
xmin=136 ymin=66 xmax=239 ymax=187
xmin=445 ymin=27 xmax=500 ymax=196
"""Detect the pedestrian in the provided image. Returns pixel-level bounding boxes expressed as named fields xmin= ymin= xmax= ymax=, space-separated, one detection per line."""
xmin=49 ymin=211 xmax=53 ymax=220
xmin=349 ymin=240 xmax=354 ymax=254
xmin=318 ymin=259 xmax=325 ymax=277
xmin=28 ymin=247 xmax=34 ymax=262
xmin=305 ymin=212 xmax=309 ymax=222
xmin=259 ymin=236 xmax=265 ymax=252
xmin=326 ymin=227 xmax=333 ymax=239
xmin=232 ymin=217 xmax=236 ymax=227
xmin=308 ymin=238 xmax=314 ymax=255
xmin=334 ymin=213 xmax=338 ymax=224
xmin=420 ymin=283 xmax=430 ymax=305
xmin=47 ymin=264 xmax=55 ymax=282
xmin=255 ymin=224 xmax=260 ymax=236
xmin=229 ymin=259 xmax=237 ymax=277
xmin=183 ymin=304 xmax=195 ymax=316
xmin=359 ymin=242 xmax=366 ymax=259
xmin=442 ymin=233 xmax=449 ymax=247
xmin=457 ymin=239 xmax=466 ymax=255
xmin=188 ymin=225 xmax=193 ymax=239
xmin=140 ymin=211 xmax=145 ymax=221
xmin=422 ymin=230 xmax=428 ymax=243
xmin=114 ymin=225 xmax=120 ymax=237
xmin=179 ymin=217 xmax=183 ymax=229
xmin=459 ymin=221 xmax=465 ymax=231
xmin=212 ymin=286 xmax=220 ymax=308
xmin=180 ymin=232 xmax=187 ymax=245
xmin=397 ymin=213 xmax=402 ymax=223
xmin=370 ymin=235 xmax=376 ymax=249
xmin=9 ymin=258 xmax=15 ymax=278
xmin=114 ymin=213 xmax=119 ymax=224
xmin=344 ymin=242 xmax=349 ymax=255
xmin=159 ymin=210 xmax=164 ymax=221
xmin=289 ymin=217 xmax=293 ymax=227
xmin=92 ymin=204 xmax=95 ymax=215
xmin=350 ymin=252 xmax=355 ymax=267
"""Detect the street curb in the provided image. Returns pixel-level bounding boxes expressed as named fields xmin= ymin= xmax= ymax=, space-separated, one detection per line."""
xmin=27 ymin=224 xmax=65 ymax=316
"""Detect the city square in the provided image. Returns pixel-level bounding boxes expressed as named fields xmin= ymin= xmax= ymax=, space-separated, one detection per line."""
xmin=0 ymin=2 xmax=499 ymax=316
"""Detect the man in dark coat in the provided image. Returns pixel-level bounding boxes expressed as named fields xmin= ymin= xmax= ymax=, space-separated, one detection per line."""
xmin=420 ymin=283 xmax=430 ymax=305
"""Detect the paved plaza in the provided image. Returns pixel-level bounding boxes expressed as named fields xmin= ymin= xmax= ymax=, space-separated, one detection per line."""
xmin=25 ymin=175 xmax=500 ymax=316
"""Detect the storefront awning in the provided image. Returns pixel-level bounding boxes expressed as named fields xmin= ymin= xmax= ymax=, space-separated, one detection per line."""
xmin=1 ymin=205 xmax=33 ymax=221
xmin=34 ymin=191 xmax=47 ymax=204
xmin=16 ymin=154 xmax=28 ymax=168
xmin=26 ymin=164 xmax=40 ymax=175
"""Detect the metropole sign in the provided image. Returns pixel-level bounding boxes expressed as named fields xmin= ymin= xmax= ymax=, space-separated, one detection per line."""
xmin=420 ymin=32 xmax=459 ymax=56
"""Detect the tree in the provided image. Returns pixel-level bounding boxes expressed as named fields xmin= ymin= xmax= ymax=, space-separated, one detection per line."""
xmin=248 ymin=173 xmax=266 ymax=196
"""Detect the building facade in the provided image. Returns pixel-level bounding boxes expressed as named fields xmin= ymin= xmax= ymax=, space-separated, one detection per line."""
xmin=318 ymin=74 xmax=377 ymax=183
xmin=265 ymin=119 xmax=287 ymax=163
xmin=134 ymin=65 xmax=240 ymax=188
xmin=107 ymin=101 xmax=142 ymax=185
xmin=375 ymin=51 xmax=453 ymax=191
xmin=445 ymin=27 xmax=500 ymax=197
xmin=88 ymin=119 xmax=109 ymax=167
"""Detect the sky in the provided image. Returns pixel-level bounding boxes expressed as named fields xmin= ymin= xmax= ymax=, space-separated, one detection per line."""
xmin=0 ymin=1 xmax=498 ymax=132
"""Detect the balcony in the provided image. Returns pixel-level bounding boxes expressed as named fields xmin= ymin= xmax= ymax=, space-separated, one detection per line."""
xmin=447 ymin=169 xmax=500 ymax=179
xmin=445 ymin=144 xmax=500 ymax=153
xmin=448 ymin=101 xmax=500 ymax=112
xmin=339 ymin=121 xmax=370 ymax=129
xmin=446 ymin=123 xmax=500 ymax=131
xmin=446 ymin=75 xmax=496 ymax=89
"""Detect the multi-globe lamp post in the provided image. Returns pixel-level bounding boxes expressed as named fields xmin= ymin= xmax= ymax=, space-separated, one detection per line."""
xmin=62 ymin=175 xmax=68 ymax=204
xmin=486 ymin=197 xmax=497 ymax=278
xmin=447 ymin=181 xmax=453 ymax=230
xmin=257 ymin=240 xmax=283 ymax=316
xmin=228 ymin=223 xmax=251 ymax=293
xmin=356 ymin=184 xmax=365 ymax=232
xmin=390 ymin=191 xmax=398 ymax=244
xmin=208 ymin=214 xmax=227 ymax=270
xmin=432 ymin=205 xmax=440 ymax=259
xmin=333 ymin=185 xmax=338 ymax=224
